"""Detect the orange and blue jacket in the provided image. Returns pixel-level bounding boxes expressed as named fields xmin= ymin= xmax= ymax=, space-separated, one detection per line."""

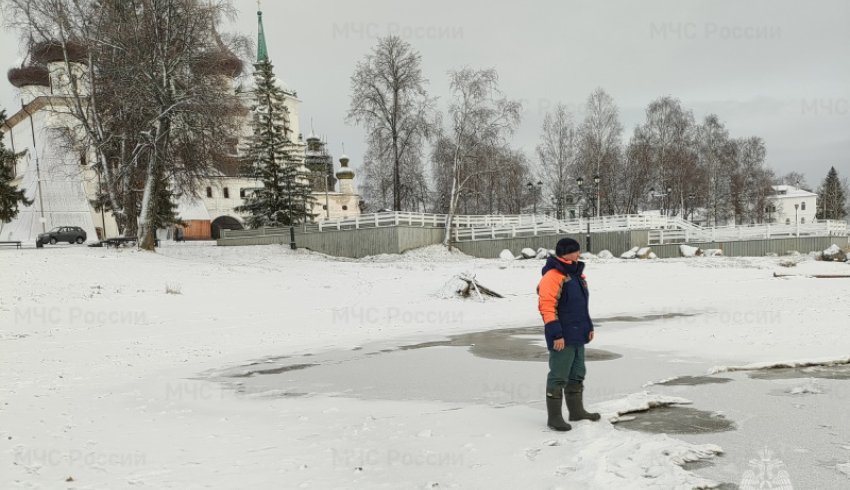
xmin=537 ymin=256 xmax=593 ymax=349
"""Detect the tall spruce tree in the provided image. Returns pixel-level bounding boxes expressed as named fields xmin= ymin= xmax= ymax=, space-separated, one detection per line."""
xmin=0 ymin=110 xmax=32 ymax=223
xmin=235 ymin=14 xmax=313 ymax=228
xmin=149 ymin=172 xmax=181 ymax=230
xmin=816 ymin=166 xmax=847 ymax=220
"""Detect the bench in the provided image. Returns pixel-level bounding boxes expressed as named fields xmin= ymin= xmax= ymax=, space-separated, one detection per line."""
xmin=0 ymin=241 xmax=22 ymax=249
xmin=89 ymin=237 xmax=161 ymax=248
xmin=104 ymin=237 xmax=137 ymax=248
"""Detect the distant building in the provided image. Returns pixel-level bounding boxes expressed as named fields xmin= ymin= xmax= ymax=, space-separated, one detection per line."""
xmin=767 ymin=185 xmax=817 ymax=225
xmin=0 ymin=41 xmax=112 ymax=242
xmin=0 ymin=8 xmax=360 ymax=243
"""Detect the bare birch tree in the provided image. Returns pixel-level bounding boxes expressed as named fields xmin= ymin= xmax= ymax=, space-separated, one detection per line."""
xmin=359 ymin=132 xmax=431 ymax=212
xmin=696 ymin=114 xmax=736 ymax=225
xmin=576 ymin=88 xmax=622 ymax=216
xmin=347 ymin=35 xmax=436 ymax=211
xmin=633 ymin=97 xmax=698 ymax=216
xmin=729 ymin=136 xmax=774 ymax=224
xmin=621 ymin=127 xmax=657 ymax=214
xmin=436 ymin=67 xmax=522 ymax=247
xmin=537 ymin=104 xmax=577 ymax=219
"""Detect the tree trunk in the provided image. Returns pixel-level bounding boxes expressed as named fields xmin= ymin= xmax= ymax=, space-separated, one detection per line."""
xmin=137 ymin=151 xmax=157 ymax=251
xmin=442 ymin=137 xmax=463 ymax=249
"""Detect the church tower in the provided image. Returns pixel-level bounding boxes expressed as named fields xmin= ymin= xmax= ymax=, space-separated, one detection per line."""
xmin=251 ymin=4 xmax=302 ymax=145
xmin=304 ymin=132 xmax=337 ymax=192
xmin=336 ymin=154 xmax=355 ymax=195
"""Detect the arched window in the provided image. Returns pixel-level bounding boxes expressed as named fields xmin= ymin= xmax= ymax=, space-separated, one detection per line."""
xmin=801 ymin=217 xmax=806 ymax=224
xmin=223 ymin=188 xmax=230 ymax=199
xmin=206 ymin=187 xmax=213 ymax=198
xmin=785 ymin=218 xmax=790 ymax=225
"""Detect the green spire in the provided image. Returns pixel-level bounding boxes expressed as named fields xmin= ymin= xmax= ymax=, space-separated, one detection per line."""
xmin=257 ymin=7 xmax=268 ymax=63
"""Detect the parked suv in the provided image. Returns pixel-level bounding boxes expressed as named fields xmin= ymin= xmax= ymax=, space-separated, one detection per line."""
xmin=37 ymin=226 xmax=87 ymax=246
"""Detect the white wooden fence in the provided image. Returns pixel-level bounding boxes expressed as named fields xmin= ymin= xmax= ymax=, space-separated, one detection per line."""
xmin=224 ymin=211 xmax=848 ymax=245
xmin=648 ymin=220 xmax=848 ymax=244
xmin=449 ymin=214 xmax=705 ymax=242
xmin=310 ymin=212 xmax=550 ymax=232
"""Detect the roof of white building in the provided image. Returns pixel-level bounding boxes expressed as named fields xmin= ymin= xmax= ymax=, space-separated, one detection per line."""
xmin=177 ymin=197 xmax=211 ymax=220
xmin=771 ymin=185 xmax=817 ymax=198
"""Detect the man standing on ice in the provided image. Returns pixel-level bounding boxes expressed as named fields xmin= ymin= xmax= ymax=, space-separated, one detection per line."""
xmin=537 ymin=238 xmax=601 ymax=431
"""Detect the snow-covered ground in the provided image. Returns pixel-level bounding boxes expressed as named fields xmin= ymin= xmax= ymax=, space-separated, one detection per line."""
xmin=2 ymin=243 xmax=849 ymax=488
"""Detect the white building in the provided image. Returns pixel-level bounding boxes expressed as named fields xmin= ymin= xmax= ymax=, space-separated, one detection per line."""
xmin=1 ymin=42 xmax=114 ymax=242
xmin=1 ymin=11 xmax=360 ymax=243
xmin=768 ymin=185 xmax=818 ymax=225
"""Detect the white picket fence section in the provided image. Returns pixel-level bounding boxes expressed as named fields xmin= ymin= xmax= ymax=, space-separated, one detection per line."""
xmin=648 ymin=220 xmax=848 ymax=244
xmin=225 ymin=211 xmax=849 ymax=244
xmin=556 ymin=214 xmax=702 ymax=232
xmin=310 ymin=212 xmax=550 ymax=232
xmin=452 ymin=221 xmax=571 ymax=242
xmin=449 ymin=214 xmax=705 ymax=241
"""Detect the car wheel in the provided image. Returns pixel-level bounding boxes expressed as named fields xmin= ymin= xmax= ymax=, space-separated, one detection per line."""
xmin=49 ymin=237 xmax=57 ymax=245
xmin=76 ymin=237 xmax=84 ymax=244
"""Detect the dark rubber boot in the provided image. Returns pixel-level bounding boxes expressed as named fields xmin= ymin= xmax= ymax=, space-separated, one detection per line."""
xmin=546 ymin=388 xmax=572 ymax=431
xmin=566 ymin=383 xmax=601 ymax=422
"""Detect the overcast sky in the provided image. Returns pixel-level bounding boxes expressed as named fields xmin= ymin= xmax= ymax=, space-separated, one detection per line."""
xmin=2 ymin=0 xmax=848 ymax=188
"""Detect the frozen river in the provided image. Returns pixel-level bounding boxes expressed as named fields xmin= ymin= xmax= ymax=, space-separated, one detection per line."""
xmin=206 ymin=315 xmax=850 ymax=489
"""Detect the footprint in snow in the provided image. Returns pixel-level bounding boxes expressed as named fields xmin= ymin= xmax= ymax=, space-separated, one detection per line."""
xmin=525 ymin=448 xmax=540 ymax=461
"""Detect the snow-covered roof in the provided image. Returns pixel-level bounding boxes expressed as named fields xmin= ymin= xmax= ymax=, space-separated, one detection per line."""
xmin=177 ymin=197 xmax=211 ymax=220
xmin=771 ymin=185 xmax=817 ymax=199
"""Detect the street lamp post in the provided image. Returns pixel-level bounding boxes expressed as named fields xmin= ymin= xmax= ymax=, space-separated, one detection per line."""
xmin=593 ymin=175 xmax=601 ymax=218
xmin=649 ymin=186 xmax=673 ymax=217
xmin=687 ymin=193 xmax=695 ymax=221
xmin=526 ymin=181 xmax=542 ymax=214
xmin=324 ymin=174 xmax=331 ymax=219
xmin=794 ymin=203 xmax=799 ymax=237
xmin=286 ymin=178 xmax=296 ymax=250
xmin=22 ymin=101 xmax=46 ymax=234
xmin=96 ymin=165 xmax=107 ymax=239
xmin=649 ymin=187 xmax=656 ymax=215
xmin=576 ymin=177 xmax=584 ymax=219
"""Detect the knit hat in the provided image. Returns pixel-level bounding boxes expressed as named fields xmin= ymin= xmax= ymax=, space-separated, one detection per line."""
xmin=555 ymin=237 xmax=581 ymax=256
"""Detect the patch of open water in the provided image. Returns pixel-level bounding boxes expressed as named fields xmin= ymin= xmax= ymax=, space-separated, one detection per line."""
xmin=204 ymin=315 xmax=850 ymax=488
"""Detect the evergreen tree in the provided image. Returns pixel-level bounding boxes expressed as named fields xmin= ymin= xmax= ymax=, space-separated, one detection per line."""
xmin=0 ymin=110 xmax=33 ymax=223
xmin=235 ymin=59 xmax=314 ymax=228
xmin=816 ymin=166 xmax=847 ymax=220
xmin=149 ymin=172 xmax=181 ymax=230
